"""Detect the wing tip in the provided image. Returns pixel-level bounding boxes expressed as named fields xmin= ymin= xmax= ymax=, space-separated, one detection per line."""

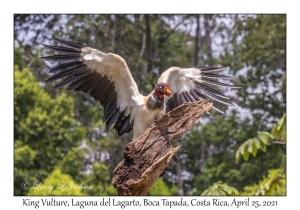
xmin=51 ymin=36 xmax=86 ymax=49
xmin=196 ymin=66 xmax=225 ymax=72
xmin=211 ymin=106 xmax=225 ymax=114
xmin=39 ymin=56 xmax=47 ymax=60
xmin=45 ymin=77 xmax=54 ymax=83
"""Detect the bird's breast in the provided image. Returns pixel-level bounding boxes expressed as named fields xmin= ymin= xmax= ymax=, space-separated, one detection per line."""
xmin=131 ymin=104 xmax=166 ymax=139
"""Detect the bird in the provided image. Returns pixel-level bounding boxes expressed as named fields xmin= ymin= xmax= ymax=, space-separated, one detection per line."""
xmin=40 ymin=37 xmax=239 ymax=140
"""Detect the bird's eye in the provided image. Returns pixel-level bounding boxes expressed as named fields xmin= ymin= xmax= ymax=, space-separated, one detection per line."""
xmin=159 ymin=86 xmax=162 ymax=89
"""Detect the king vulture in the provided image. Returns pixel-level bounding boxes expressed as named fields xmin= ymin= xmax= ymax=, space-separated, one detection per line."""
xmin=40 ymin=37 xmax=239 ymax=140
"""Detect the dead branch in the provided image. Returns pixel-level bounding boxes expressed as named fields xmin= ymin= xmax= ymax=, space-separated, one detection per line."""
xmin=112 ymin=100 xmax=213 ymax=196
xmin=271 ymin=140 xmax=285 ymax=145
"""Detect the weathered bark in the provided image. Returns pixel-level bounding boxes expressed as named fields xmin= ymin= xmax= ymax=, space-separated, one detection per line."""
xmin=112 ymin=100 xmax=213 ymax=196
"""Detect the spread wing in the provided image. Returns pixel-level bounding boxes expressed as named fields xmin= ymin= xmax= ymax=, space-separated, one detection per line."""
xmin=40 ymin=37 xmax=144 ymax=136
xmin=158 ymin=67 xmax=240 ymax=113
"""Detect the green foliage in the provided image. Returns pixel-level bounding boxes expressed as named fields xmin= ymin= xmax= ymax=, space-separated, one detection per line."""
xmin=14 ymin=66 xmax=117 ymax=196
xmin=15 ymin=145 xmax=37 ymax=169
xmin=271 ymin=114 xmax=286 ymax=143
xmin=148 ymin=178 xmax=177 ymax=196
xmin=201 ymin=181 xmax=239 ymax=196
xmin=81 ymin=162 xmax=116 ymax=196
xmin=241 ymin=168 xmax=286 ymax=196
xmin=235 ymin=132 xmax=272 ymax=163
xmin=14 ymin=66 xmax=86 ymax=195
xmin=182 ymin=111 xmax=283 ymax=195
xmin=236 ymin=114 xmax=286 ymax=163
xmin=58 ymin=147 xmax=84 ymax=181
xmin=27 ymin=169 xmax=84 ymax=195
xmin=235 ymin=114 xmax=286 ymax=195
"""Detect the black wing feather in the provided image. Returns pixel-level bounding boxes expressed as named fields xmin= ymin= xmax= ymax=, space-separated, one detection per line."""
xmin=42 ymin=44 xmax=82 ymax=54
xmin=49 ymin=61 xmax=83 ymax=73
xmin=41 ymin=37 xmax=134 ymax=137
xmin=196 ymin=67 xmax=224 ymax=72
xmin=52 ymin=37 xmax=86 ymax=49
xmin=40 ymin=54 xmax=81 ymax=62
xmin=46 ymin=64 xmax=88 ymax=83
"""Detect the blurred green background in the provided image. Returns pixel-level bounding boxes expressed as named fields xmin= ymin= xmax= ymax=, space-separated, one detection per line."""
xmin=14 ymin=14 xmax=286 ymax=196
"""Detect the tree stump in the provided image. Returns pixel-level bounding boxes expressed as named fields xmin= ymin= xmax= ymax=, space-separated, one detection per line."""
xmin=112 ymin=100 xmax=213 ymax=195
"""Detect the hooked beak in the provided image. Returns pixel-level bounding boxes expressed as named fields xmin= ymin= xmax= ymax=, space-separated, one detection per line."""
xmin=164 ymin=87 xmax=171 ymax=97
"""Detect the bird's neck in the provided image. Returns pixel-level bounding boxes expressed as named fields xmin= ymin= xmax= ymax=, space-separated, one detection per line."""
xmin=146 ymin=92 xmax=164 ymax=110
